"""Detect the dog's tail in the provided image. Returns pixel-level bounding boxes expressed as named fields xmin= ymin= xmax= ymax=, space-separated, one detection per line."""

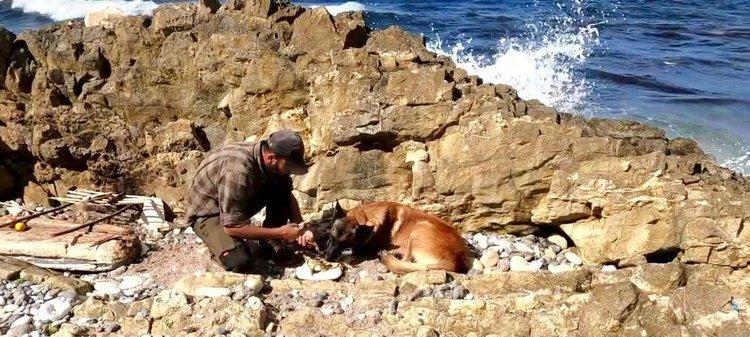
xmin=380 ymin=254 xmax=457 ymax=275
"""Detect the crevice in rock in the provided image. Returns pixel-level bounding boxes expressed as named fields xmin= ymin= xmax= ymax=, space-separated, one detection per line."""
xmin=49 ymin=87 xmax=72 ymax=107
xmin=97 ymin=49 xmax=112 ymax=79
xmin=644 ymin=248 xmax=681 ymax=263
xmin=72 ymin=42 xmax=84 ymax=61
xmin=73 ymin=73 xmax=94 ymax=97
xmin=342 ymin=26 xmax=369 ymax=49
xmin=194 ymin=126 xmax=211 ymax=151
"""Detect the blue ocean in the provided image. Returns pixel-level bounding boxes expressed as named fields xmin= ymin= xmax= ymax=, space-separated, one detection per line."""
xmin=1 ymin=0 xmax=748 ymax=174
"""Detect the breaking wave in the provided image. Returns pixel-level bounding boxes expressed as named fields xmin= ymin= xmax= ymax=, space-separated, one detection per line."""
xmin=308 ymin=1 xmax=366 ymax=16
xmin=3 ymin=0 xmax=159 ymax=21
xmin=426 ymin=1 xmax=603 ymax=114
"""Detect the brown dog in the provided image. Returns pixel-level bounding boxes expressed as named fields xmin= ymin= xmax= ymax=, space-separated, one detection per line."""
xmin=324 ymin=201 xmax=469 ymax=274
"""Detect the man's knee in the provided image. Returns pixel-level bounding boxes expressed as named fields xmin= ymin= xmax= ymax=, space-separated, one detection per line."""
xmin=193 ymin=216 xmax=254 ymax=272
xmin=217 ymin=244 xmax=254 ymax=272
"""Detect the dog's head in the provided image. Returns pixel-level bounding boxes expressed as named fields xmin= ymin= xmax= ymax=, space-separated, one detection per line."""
xmin=323 ymin=201 xmax=373 ymax=261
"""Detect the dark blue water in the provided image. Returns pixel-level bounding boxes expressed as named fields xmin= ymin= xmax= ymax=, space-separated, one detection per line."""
xmin=1 ymin=0 xmax=749 ymax=174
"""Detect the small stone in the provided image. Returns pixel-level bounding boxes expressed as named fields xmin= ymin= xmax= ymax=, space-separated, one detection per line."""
xmin=451 ymin=285 xmax=467 ymax=299
xmin=93 ymin=282 xmax=121 ymax=296
xmin=105 ymin=323 xmax=121 ymax=333
xmin=497 ymin=258 xmax=510 ymax=272
xmin=57 ymin=290 xmax=77 ymax=301
xmin=473 ymin=233 xmax=489 ymax=249
xmin=602 ymin=265 xmax=617 ymax=272
xmin=119 ymin=276 xmax=145 ymax=291
xmin=110 ymin=266 xmax=128 ymax=276
xmin=408 ymin=290 xmax=423 ymax=302
xmin=479 ymin=249 xmax=500 ymax=268
xmin=563 ymin=252 xmax=583 ymax=266
xmin=10 ymin=314 xmax=31 ymax=327
xmin=466 ymin=269 xmax=482 ymax=277
xmin=35 ymin=297 xmax=73 ymax=323
xmin=513 ymin=242 xmax=534 ymax=254
xmin=6 ymin=323 xmax=34 ymax=336
xmin=470 ymin=259 xmax=484 ymax=272
xmin=509 ymin=256 xmax=528 ymax=271
xmin=309 ymin=299 xmax=324 ymax=307
xmin=547 ymin=235 xmax=568 ymax=250
xmin=216 ymin=327 xmax=230 ymax=335
xmin=389 ymin=300 xmax=398 ymax=314
xmin=465 ymin=293 xmax=474 ymax=300
xmin=313 ymin=292 xmax=329 ymax=302
xmin=4 ymin=303 xmax=19 ymax=312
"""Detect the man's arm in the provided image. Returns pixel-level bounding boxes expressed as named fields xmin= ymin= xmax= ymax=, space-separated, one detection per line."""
xmin=223 ymin=222 xmax=302 ymax=242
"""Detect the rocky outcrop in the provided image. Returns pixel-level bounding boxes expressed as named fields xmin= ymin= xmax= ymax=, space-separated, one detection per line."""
xmin=0 ymin=1 xmax=747 ymax=272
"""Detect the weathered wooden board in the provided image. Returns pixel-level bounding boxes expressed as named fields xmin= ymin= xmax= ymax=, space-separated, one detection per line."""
xmin=0 ymin=216 xmax=141 ymax=271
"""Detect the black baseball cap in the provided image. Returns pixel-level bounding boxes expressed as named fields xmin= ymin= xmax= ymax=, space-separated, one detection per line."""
xmin=267 ymin=129 xmax=309 ymax=175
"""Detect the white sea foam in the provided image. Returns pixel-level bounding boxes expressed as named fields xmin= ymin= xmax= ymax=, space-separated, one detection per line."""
xmin=426 ymin=1 xmax=601 ymax=114
xmin=309 ymin=1 xmax=366 ymax=16
xmin=5 ymin=0 xmax=159 ymax=21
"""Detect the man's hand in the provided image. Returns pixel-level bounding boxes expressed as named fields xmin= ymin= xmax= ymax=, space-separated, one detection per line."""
xmin=277 ymin=223 xmax=304 ymax=243
xmin=296 ymin=230 xmax=318 ymax=250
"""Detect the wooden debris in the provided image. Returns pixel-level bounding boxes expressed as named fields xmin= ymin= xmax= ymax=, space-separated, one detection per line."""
xmin=0 ymin=216 xmax=140 ymax=272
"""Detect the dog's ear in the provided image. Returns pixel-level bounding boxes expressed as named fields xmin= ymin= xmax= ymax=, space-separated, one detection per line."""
xmin=354 ymin=225 xmax=374 ymax=242
xmin=332 ymin=200 xmax=345 ymax=219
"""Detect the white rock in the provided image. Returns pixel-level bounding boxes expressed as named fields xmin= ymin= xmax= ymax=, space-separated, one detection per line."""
xmin=509 ymin=256 xmax=542 ymax=272
xmin=548 ymin=264 xmax=575 ymax=274
xmin=474 ymin=233 xmax=489 ymax=250
xmin=35 ymin=298 xmax=72 ymax=323
xmin=547 ymin=235 xmax=568 ymax=250
xmin=564 ymin=252 xmax=583 ymax=266
xmin=243 ymin=276 xmax=263 ymax=295
xmin=94 ymin=282 xmax=122 ymax=296
xmin=245 ymin=297 xmax=264 ymax=311
xmin=119 ymin=276 xmax=146 ymax=291
xmin=479 ymin=249 xmax=500 ymax=268
xmin=526 ymin=260 xmax=543 ymax=272
xmin=194 ymin=287 xmax=231 ymax=298
xmin=140 ymin=242 xmax=151 ymax=257
xmin=509 ymin=256 xmax=529 ymax=272
xmin=10 ymin=315 xmax=31 ymax=328
xmin=4 ymin=304 xmax=19 ymax=312
xmin=602 ymin=265 xmax=618 ymax=272
xmin=470 ymin=259 xmax=484 ymax=272
xmin=295 ymin=264 xmax=343 ymax=281
xmin=513 ymin=242 xmax=534 ymax=254
xmin=544 ymin=248 xmax=556 ymax=259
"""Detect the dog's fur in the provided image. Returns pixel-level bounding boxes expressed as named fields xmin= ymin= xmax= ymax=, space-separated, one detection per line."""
xmin=324 ymin=201 xmax=469 ymax=274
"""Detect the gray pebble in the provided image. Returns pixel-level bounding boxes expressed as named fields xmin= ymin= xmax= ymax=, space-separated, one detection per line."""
xmin=497 ymin=258 xmax=511 ymax=272
xmin=408 ymin=290 xmax=423 ymax=302
xmin=389 ymin=300 xmax=398 ymax=314
xmin=216 ymin=327 xmax=230 ymax=335
xmin=466 ymin=269 xmax=482 ymax=278
xmin=452 ymin=285 xmax=467 ymax=299
xmin=313 ymin=292 xmax=329 ymax=302
xmin=104 ymin=323 xmax=120 ymax=333
xmin=434 ymin=291 xmax=445 ymax=299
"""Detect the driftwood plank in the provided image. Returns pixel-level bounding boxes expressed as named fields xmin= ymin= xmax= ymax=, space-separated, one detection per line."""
xmin=0 ymin=216 xmax=141 ymax=272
